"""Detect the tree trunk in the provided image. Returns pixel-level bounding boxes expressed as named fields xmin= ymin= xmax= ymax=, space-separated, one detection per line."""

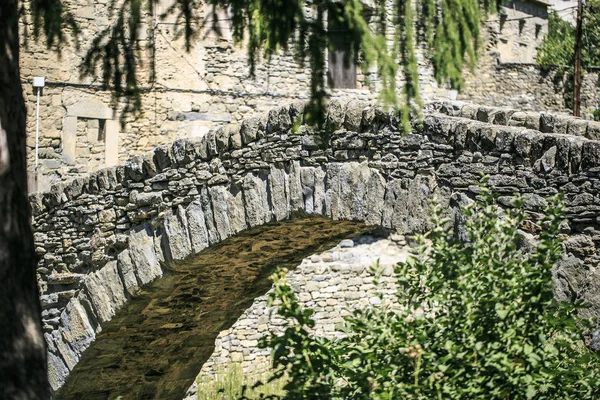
xmin=0 ymin=1 xmax=50 ymax=398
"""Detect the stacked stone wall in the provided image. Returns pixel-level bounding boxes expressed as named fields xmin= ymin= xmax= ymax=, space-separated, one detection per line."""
xmin=192 ymin=235 xmax=410 ymax=381
xmin=31 ymin=99 xmax=600 ymax=392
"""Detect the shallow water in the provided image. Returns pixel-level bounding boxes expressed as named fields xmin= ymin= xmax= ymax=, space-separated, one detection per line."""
xmin=55 ymin=216 xmax=372 ymax=400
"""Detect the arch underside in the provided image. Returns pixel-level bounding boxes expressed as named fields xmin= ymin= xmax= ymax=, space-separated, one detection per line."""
xmin=54 ymin=216 xmax=376 ymax=400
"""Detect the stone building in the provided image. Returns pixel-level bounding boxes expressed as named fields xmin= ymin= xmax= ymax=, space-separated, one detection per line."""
xmin=20 ymin=0 xmax=431 ymax=192
xmin=492 ymin=0 xmax=550 ymax=64
xmin=19 ymin=0 xmax=595 ymax=192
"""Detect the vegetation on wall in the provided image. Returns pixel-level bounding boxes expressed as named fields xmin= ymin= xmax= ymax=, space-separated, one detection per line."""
xmin=253 ymin=191 xmax=600 ymax=399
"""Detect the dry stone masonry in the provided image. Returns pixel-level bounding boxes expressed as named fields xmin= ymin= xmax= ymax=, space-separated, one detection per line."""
xmin=184 ymin=234 xmax=411 ymax=399
xmin=31 ymin=99 xmax=600 ymax=393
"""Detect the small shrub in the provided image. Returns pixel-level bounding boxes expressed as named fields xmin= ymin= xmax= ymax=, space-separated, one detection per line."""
xmin=256 ymin=190 xmax=600 ymax=399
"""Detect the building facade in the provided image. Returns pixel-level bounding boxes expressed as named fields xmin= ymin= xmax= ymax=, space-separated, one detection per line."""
xmin=22 ymin=0 xmax=591 ymax=192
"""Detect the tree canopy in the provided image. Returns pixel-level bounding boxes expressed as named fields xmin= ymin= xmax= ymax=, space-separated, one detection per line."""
xmin=27 ymin=0 xmax=499 ymax=130
xmin=537 ymin=4 xmax=600 ymax=71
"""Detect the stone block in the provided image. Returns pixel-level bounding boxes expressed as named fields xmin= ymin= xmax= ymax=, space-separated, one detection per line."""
xmin=514 ymin=129 xmax=544 ymax=161
xmin=124 ymin=155 xmax=145 ymax=181
xmin=128 ymin=223 xmax=163 ymax=285
xmin=241 ymin=116 xmax=261 ymax=145
xmin=105 ymin=120 xmax=119 ymax=167
xmin=459 ymin=104 xmax=477 ymax=120
xmin=214 ymin=126 xmax=230 ymax=153
xmin=344 ymin=100 xmax=366 ymax=132
xmin=587 ymin=121 xmax=600 ymax=140
xmin=567 ymin=119 xmax=589 ymax=137
xmin=153 ymin=145 xmax=172 ymax=171
xmin=266 ymin=106 xmax=292 ymax=134
xmin=199 ymin=186 xmax=220 ymax=245
xmin=170 ymin=138 xmax=191 ymax=166
xmin=131 ymin=191 xmax=162 ymax=208
xmin=209 ymin=186 xmax=232 ymax=241
xmin=581 ymin=141 xmax=600 ymax=170
xmin=324 ymin=100 xmax=345 ymax=132
xmin=84 ymin=261 xmax=127 ymax=324
xmin=186 ymin=201 xmax=210 ymax=254
xmin=67 ymin=99 xmax=113 ymax=120
xmin=242 ymin=172 xmax=271 ymax=228
xmin=567 ymin=137 xmax=583 ymax=173
xmin=62 ymin=116 xmax=77 ymax=164
xmin=163 ymin=205 xmax=192 ymax=261
xmin=268 ymin=166 xmax=290 ymax=221
xmin=117 ymin=249 xmax=140 ymax=296
xmin=47 ymin=351 xmax=69 ymax=391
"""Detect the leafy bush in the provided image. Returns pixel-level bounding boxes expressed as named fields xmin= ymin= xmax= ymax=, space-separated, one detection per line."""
xmin=254 ymin=190 xmax=600 ymax=399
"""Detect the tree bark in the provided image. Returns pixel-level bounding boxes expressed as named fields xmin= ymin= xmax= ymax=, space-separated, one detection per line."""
xmin=0 ymin=1 xmax=50 ymax=398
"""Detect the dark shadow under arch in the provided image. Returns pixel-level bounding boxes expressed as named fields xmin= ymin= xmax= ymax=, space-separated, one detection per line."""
xmin=55 ymin=216 xmax=375 ymax=400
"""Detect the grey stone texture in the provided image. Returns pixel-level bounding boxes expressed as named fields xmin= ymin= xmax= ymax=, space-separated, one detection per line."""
xmin=184 ymin=234 xmax=411 ymax=400
xmin=32 ymin=99 xmax=600 ymax=392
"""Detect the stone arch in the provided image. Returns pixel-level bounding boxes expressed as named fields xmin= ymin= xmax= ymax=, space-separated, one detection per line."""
xmin=31 ymin=99 xmax=600 ymax=395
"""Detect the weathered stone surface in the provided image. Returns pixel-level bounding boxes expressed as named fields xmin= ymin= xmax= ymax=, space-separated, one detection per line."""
xmin=128 ymin=223 xmax=163 ymax=285
xmin=209 ymin=186 xmax=233 ymax=241
xmin=59 ymin=296 xmax=97 ymax=355
xmin=226 ymin=183 xmax=247 ymax=234
xmin=199 ymin=186 xmax=220 ymax=245
xmin=288 ymin=161 xmax=304 ymax=212
xmin=337 ymin=162 xmax=372 ymax=221
xmin=117 ymin=249 xmax=140 ymax=296
xmin=84 ymin=261 xmax=127 ymax=324
xmin=554 ymin=256 xmax=586 ymax=303
xmin=364 ymin=169 xmax=386 ymax=226
xmin=266 ymin=106 xmax=292 ymax=134
xmin=243 ymin=173 xmax=271 ymax=228
xmin=587 ymin=121 xmax=600 ymax=140
xmin=186 ymin=201 xmax=210 ymax=254
xmin=268 ymin=166 xmax=290 ymax=221
xmin=163 ymin=205 xmax=193 ymax=261
xmin=47 ymin=351 xmax=70 ymax=391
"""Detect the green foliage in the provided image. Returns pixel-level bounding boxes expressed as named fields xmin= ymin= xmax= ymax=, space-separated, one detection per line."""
xmin=537 ymin=12 xmax=577 ymax=73
xmin=29 ymin=0 xmax=498 ymax=131
xmin=256 ymin=190 xmax=600 ymax=399
xmin=538 ymin=4 xmax=600 ymax=71
xmin=196 ymin=363 xmax=287 ymax=400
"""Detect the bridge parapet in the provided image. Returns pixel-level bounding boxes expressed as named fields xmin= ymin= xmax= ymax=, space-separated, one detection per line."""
xmin=30 ymin=99 xmax=600 ymax=392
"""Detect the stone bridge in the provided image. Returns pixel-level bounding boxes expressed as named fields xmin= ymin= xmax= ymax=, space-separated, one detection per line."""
xmin=30 ymin=100 xmax=600 ymax=398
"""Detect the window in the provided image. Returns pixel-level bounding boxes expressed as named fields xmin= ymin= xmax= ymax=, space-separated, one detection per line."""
xmin=535 ymin=23 xmax=542 ymax=38
xmin=327 ymin=4 xmax=357 ymax=89
xmin=519 ymin=19 xmax=526 ymax=35
xmin=499 ymin=14 xmax=507 ymax=32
